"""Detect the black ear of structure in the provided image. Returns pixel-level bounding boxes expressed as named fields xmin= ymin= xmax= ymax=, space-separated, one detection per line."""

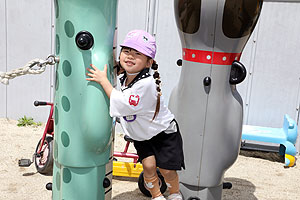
xmin=229 ymin=61 xmax=247 ymax=85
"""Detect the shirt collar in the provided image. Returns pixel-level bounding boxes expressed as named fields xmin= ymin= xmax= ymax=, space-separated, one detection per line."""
xmin=120 ymin=68 xmax=151 ymax=89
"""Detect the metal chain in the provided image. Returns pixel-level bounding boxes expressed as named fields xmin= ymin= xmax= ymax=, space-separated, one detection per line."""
xmin=0 ymin=54 xmax=59 ymax=85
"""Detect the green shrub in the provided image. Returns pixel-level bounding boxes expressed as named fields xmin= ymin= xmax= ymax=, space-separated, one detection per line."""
xmin=17 ymin=116 xmax=41 ymax=127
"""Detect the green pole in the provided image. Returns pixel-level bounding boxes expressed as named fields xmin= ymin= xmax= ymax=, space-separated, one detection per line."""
xmin=52 ymin=0 xmax=118 ymax=199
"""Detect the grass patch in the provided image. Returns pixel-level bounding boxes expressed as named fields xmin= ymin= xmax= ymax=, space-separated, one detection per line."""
xmin=17 ymin=116 xmax=42 ymax=127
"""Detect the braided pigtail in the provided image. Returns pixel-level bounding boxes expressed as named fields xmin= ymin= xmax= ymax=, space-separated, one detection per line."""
xmin=152 ymin=61 xmax=162 ymax=120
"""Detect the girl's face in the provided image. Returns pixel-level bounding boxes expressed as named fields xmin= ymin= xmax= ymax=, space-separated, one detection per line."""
xmin=119 ymin=47 xmax=153 ymax=74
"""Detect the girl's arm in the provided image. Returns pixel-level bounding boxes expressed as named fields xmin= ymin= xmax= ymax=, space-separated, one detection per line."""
xmin=86 ymin=64 xmax=113 ymax=98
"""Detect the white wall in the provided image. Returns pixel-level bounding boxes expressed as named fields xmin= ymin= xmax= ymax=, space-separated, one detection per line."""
xmin=155 ymin=0 xmax=182 ymax=105
xmin=117 ymin=0 xmax=148 ymax=48
xmin=0 ymin=0 xmax=54 ymax=122
xmin=239 ymin=2 xmax=300 ymax=127
xmin=238 ymin=1 xmax=300 ymax=151
xmin=0 ymin=0 xmax=7 ymax=117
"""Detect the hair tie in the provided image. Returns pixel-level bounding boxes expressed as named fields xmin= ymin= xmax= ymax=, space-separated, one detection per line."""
xmin=151 ymin=63 xmax=158 ymax=70
xmin=153 ymin=71 xmax=160 ymax=79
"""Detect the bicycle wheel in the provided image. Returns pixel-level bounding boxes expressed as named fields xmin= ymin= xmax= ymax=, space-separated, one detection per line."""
xmin=138 ymin=168 xmax=167 ymax=197
xmin=34 ymin=136 xmax=54 ymax=175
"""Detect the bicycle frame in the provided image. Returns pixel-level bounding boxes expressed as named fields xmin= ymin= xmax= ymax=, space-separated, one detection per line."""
xmin=35 ymin=101 xmax=54 ymax=155
xmin=112 ymin=139 xmax=143 ymax=178
xmin=113 ymin=141 xmax=139 ymax=164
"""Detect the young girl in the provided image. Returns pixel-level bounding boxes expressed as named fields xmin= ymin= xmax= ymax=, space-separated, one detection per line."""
xmin=86 ymin=30 xmax=184 ymax=200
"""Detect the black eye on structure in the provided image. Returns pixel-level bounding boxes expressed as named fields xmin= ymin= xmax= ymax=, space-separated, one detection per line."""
xmin=175 ymin=0 xmax=201 ymax=34
xmin=223 ymin=0 xmax=263 ymax=38
xmin=75 ymin=31 xmax=94 ymax=50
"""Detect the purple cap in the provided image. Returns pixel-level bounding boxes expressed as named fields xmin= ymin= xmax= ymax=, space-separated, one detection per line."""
xmin=120 ymin=30 xmax=156 ymax=59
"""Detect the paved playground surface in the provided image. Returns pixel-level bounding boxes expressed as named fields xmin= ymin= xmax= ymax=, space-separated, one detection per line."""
xmin=0 ymin=118 xmax=299 ymax=200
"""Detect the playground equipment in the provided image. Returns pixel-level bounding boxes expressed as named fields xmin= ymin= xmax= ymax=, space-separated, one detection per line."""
xmin=241 ymin=114 xmax=298 ymax=167
xmin=168 ymin=0 xmax=263 ymax=199
xmin=18 ymin=100 xmax=114 ymax=193
xmin=18 ymin=100 xmax=164 ymax=197
xmin=112 ymin=135 xmax=142 ymax=178
xmin=52 ymin=0 xmax=117 ymax=199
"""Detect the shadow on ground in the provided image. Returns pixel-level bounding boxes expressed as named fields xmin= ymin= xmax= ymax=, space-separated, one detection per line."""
xmin=223 ymin=177 xmax=257 ymax=200
xmin=113 ymin=176 xmax=139 ymax=182
xmin=240 ymin=149 xmax=284 ymax=163
xmin=112 ymin=176 xmax=257 ymax=200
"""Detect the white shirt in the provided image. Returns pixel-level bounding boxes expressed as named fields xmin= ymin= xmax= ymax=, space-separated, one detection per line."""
xmin=110 ymin=70 xmax=175 ymax=141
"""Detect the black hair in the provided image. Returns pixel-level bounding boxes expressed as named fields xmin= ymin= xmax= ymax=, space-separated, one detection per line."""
xmin=151 ymin=61 xmax=161 ymax=120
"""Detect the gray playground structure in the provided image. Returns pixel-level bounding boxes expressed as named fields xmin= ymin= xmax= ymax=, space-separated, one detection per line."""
xmin=169 ymin=0 xmax=263 ymax=199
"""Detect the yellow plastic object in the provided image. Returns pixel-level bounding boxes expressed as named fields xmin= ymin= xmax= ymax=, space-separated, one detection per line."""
xmin=285 ymin=154 xmax=296 ymax=167
xmin=113 ymin=161 xmax=143 ymax=178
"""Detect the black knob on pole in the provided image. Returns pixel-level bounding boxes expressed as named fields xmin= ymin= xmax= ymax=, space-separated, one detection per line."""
xmin=203 ymin=76 xmax=211 ymax=94
xmin=103 ymin=177 xmax=111 ymax=188
xmin=177 ymin=59 xmax=182 ymax=66
xmin=46 ymin=182 xmax=52 ymax=191
xmin=203 ymin=76 xmax=211 ymax=86
xmin=75 ymin=31 xmax=94 ymax=50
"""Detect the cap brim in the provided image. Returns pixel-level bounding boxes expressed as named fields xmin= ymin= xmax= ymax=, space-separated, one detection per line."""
xmin=120 ymin=43 xmax=154 ymax=59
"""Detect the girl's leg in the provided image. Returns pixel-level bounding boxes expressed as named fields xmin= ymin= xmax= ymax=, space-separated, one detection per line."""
xmin=142 ymin=156 xmax=164 ymax=199
xmin=159 ymin=169 xmax=182 ymax=200
xmin=159 ymin=169 xmax=179 ymax=194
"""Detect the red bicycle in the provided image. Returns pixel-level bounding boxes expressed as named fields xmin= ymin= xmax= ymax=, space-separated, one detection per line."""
xmin=18 ymin=101 xmax=54 ymax=176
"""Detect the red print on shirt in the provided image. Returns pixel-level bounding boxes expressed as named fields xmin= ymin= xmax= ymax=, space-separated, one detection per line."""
xmin=129 ymin=95 xmax=140 ymax=106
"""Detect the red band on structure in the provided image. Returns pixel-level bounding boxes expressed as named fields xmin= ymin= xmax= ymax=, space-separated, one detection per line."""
xmin=182 ymin=48 xmax=241 ymax=65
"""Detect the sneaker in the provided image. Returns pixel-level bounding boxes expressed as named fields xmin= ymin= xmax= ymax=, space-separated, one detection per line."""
xmin=152 ymin=196 xmax=166 ymax=200
xmin=167 ymin=193 xmax=183 ymax=200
